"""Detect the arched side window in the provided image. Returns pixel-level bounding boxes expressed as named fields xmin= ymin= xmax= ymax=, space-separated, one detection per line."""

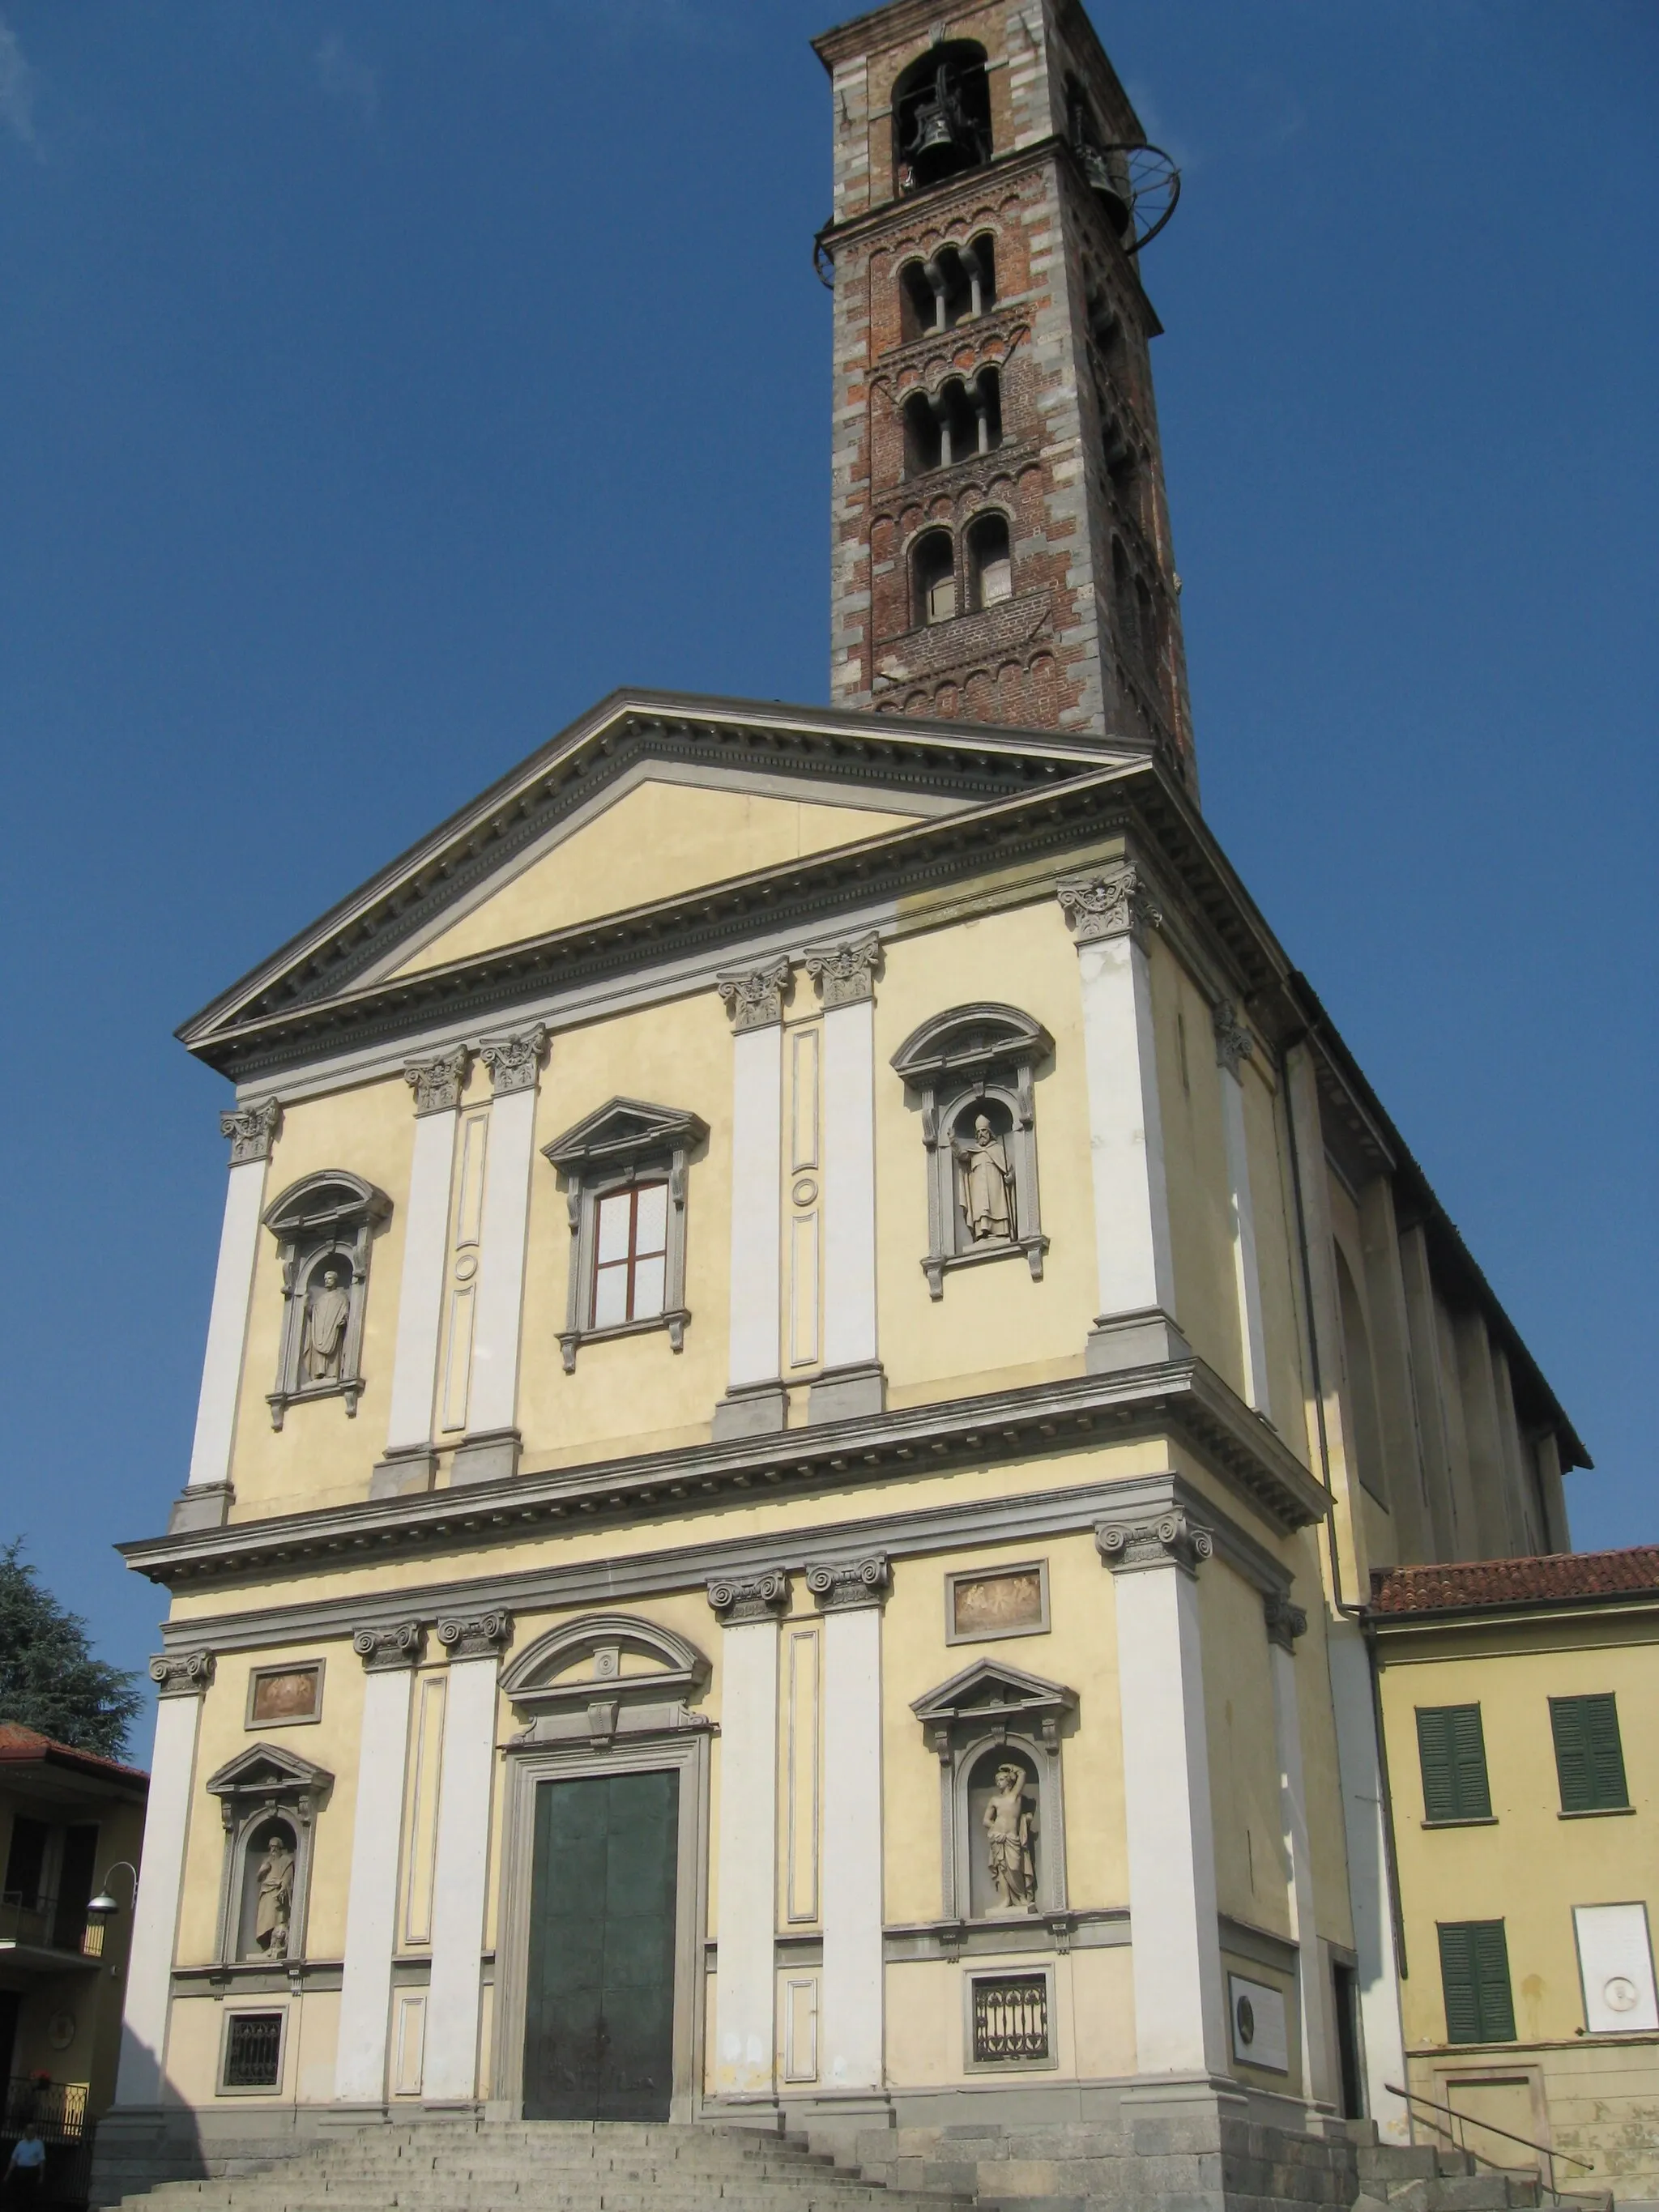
xmin=911 ymin=529 xmax=957 ymax=627
xmin=893 ymin=41 xmax=992 ymax=195
xmin=912 ymin=1657 xmax=1077 ymax=1921
xmin=902 ymin=390 xmax=943 ymax=476
xmin=205 ymin=1742 xmax=333 ymax=1967
xmin=891 ymin=1002 xmax=1054 ymax=1297
xmin=542 ymin=1097 xmax=708 ymax=1372
xmin=965 ymin=232 xmax=997 ymax=313
xmin=898 ymin=236 xmax=999 ymax=342
xmin=262 ymin=1170 xmax=391 ymax=1430
xmin=899 ymin=259 xmax=938 ymax=342
xmin=966 ymin=511 xmax=1013 ymax=610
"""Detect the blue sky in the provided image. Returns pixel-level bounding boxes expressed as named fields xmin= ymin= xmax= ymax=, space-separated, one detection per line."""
xmin=1 ymin=2 xmax=1653 ymax=1733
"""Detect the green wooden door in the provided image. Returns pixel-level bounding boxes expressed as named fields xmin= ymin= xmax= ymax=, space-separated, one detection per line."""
xmin=522 ymin=1769 xmax=680 ymax=2120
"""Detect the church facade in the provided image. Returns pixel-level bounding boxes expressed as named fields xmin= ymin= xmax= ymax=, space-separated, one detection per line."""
xmin=99 ymin=0 xmax=1589 ymax=2198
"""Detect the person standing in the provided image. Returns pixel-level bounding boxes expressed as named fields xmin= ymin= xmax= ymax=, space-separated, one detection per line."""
xmin=4 ymin=2125 xmax=47 ymax=2205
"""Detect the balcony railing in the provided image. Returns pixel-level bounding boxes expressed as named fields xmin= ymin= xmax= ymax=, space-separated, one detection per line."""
xmin=0 ymin=1892 xmax=102 ymax=1958
xmin=2 ymin=2077 xmax=89 ymax=2142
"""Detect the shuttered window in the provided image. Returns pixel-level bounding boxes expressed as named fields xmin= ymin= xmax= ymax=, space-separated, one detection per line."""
xmin=1416 ymin=1703 xmax=1492 ymax=1823
xmin=1550 ymin=1694 xmax=1629 ymax=1813
xmin=1438 ymin=1920 xmax=1516 ymax=2044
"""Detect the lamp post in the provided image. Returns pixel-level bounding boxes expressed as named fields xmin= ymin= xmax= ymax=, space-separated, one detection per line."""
xmin=85 ymin=1862 xmax=139 ymax=1924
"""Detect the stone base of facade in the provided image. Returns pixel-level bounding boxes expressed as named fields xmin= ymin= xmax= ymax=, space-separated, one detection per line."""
xmin=1085 ymin=1308 xmax=1192 ymax=1374
xmin=369 ymin=1447 xmax=437 ymax=1499
xmin=166 ymin=1482 xmax=234 ymax=1533
xmin=807 ymin=1362 xmax=887 ymax=1424
xmin=711 ymin=1382 xmax=789 ymax=1439
xmin=450 ymin=1428 xmax=522 ymax=1487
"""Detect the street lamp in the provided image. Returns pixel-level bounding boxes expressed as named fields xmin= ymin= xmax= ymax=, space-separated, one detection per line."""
xmin=86 ymin=1863 xmax=139 ymax=1923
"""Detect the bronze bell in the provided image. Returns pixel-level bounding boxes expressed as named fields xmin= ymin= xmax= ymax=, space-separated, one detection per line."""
xmin=907 ymin=66 xmax=970 ymax=186
xmin=1080 ymin=143 xmax=1133 ymax=237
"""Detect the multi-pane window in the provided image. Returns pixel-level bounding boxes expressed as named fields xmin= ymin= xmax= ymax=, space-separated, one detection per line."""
xmin=1550 ymin=1694 xmax=1629 ymax=1813
xmin=1438 ymin=1920 xmax=1516 ymax=2045
xmin=1416 ymin=1703 xmax=1492 ymax=1823
xmin=591 ymin=1182 xmax=668 ymax=1331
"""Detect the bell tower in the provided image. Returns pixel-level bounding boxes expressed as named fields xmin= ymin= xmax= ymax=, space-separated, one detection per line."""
xmin=813 ymin=0 xmax=1197 ymax=794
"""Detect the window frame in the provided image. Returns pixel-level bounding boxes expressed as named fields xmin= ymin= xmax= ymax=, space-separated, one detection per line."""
xmin=1438 ymin=1920 xmax=1516 ymax=2046
xmin=590 ymin=1177 xmax=672 ymax=1333
xmin=1550 ymin=1693 xmax=1630 ymax=1816
xmin=1416 ymin=1703 xmax=1494 ymax=1826
xmin=963 ymin=1964 xmax=1057 ymax=2073
xmin=218 ymin=2005 xmax=288 ymax=2096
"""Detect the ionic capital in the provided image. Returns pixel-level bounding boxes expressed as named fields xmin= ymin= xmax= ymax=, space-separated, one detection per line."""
xmin=1212 ymin=1000 xmax=1255 ymax=1080
xmin=403 ymin=1046 xmax=470 ymax=1116
xmin=803 ymin=932 xmax=881 ymax=1009
xmin=1095 ymin=1509 xmax=1213 ymax=1577
xmin=436 ymin=1609 xmax=512 ymax=1661
xmin=221 ymin=1099 xmax=281 ymax=1166
xmin=1056 ymin=864 xmax=1162 ymax=948
xmin=1264 ymin=1594 xmax=1308 ymax=1652
xmin=717 ymin=958 xmax=793 ymax=1033
xmin=150 ymin=1650 xmax=215 ymax=1698
xmin=352 ymin=1621 xmax=425 ymax=1671
xmin=804 ymin=1554 xmax=891 ymax=1611
xmin=478 ymin=1025 xmax=548 ymax=1096
xmin=706 ymin=1569 xmax=791 ymax=1625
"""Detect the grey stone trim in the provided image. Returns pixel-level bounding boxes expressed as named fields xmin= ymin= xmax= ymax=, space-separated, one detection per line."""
xmin=1056 ymin=862 xmax=1162 ymax=948
xmin=477 ymin=1024 xmax=547 ymax=1095
xmin=170 ymin=1958 xmax=344 ymax=1996
xmin=126 ymin=1354 xmax=1327 ymax=1597
xmin=168 ymin=1482 xmax=233 ymax=1534
xmin=1263 ymin=1594 xmax=1308 ymax=1652
xmin=1096 ymin=1508 xmax=1213 ymax=1577
xmin=351 ymin=1621 xmax=424 ymax=1671
xmin=706 ymin=1569 xmax=791 ymax=1625
xmin=717 ymin=956 xmax=793 ymax=1031
xmin=450 ymin=1428 xmax=521 ymax=1488
xmin=368 ymin=1446 xmax=436 ymax=1501
xmin=882 ymin=1908 xmax=1129 ymax=1963
xmin=711 ymin=1380 xmax=788 ymax=1439
xmin=803 ymin=931 xmax=881 ymax=1008
xmin=806 ymin=1362 xmax=886 ymax=1423
xmin=221 ymin=1099 xmax=280 ymax=1165
xmin=1218 ymin=1914 xmax=1301 ymax=1977
xmin=804 ymin=1554 xmax=891 ymax=1611
xmin=151 ymin=1650 xmax=215 ymax=1696
xmin=1212 ymin=999 xmax=1255 ymax=1079
xmin=1085 ymin=1306 xmax=1192 ymax=1374
xmin=436 ymin=1609 xmax=512 ymax=1660
xmin=403 ymin=1046 xmax=469 ymax=1115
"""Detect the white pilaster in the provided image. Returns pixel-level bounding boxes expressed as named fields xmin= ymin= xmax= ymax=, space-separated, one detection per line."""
xmin=384 ymin=1056 xmax=468 ymax=1461
xmin=422 ymin=1613 xmax=509 ymax=2104
xmin=1059 ymin=870 xmax=1186 ymax=1372
xmin=1265 ymin=1600 xmax=1334 ymax=2106
xmin=458 ymin=1028 xmax=546 ymax=1477
xmin=1328 ymin=1619 xmax=1409 ymax=2139
xmin=185 ymin=1104 xmax=279 ymax=1500
xmin=717 ymin=961 xmax=790 ymax=1435
xmin=808 ymin=934 xmax=883 ymax=1421
xmin=1214 ymin=1004 xmax=1272 ymax=1418
xmin=808 ymin=1559 xmax=889 ymax=2093
xmin=708 ymin=1573 xmax=789 ymax=2103
xmin=114 ymin=1656 xmax=213 ymax=2106
xmin=334 ymin=1626 xmax=422 ymax=2104
xmin=1098 ymin=1514 xmax=1225 ymax=2076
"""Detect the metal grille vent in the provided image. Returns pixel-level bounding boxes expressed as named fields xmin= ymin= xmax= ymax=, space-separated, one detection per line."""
xmin=970 ymin=1974 xmax=1049 ymax=2064
xmin=224 ymin=2012 xmax=283 ymax=2089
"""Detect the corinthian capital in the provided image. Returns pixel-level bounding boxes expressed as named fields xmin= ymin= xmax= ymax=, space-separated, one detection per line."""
xmin=717 ymin=958 xmax=793 ymax=1033
xmin=1056 ymin=864 xmax=1162 ymax=948
xmin=1095 ymin=1510 xmax=1213 ymax=1577
xmin=221 ymin=1099 xmax=281 ymax=1166
xmin=403 ymin=1046 xmax=470 ymax=1116
xmin=1212 ymin=1000 xmax=1254 ymax=1079
xmin=803 ymin=932 xmax=881 ymax=1009
xmin=479 ymin=1025 xmax=548 ymax=1096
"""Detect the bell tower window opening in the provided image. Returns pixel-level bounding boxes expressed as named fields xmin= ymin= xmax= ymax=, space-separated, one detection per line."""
xmin=592 ymin=1179 xmax=670 ymax=1331
xmin=965 ymin=233 xmax=996 ymax=314
xmin=902 ymin=391 xmax=942 ymax=477
xmin=937 ymin=377 xmax=979 ymax=468
xmin=913 ymin=530 xmax=956 ymax=626
xmin=893 ymin=41 xmax=992 ymax=196
xmin=899 ymin=260 xmax=938 ymax=342
xmin=966 ymin=513 xmax=1012 ymax=611
xmin=898 ymin=237 xmax=998 ymax=343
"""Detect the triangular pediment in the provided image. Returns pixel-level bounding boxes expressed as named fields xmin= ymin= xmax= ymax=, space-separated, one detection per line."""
xmin=911 ymin=1657 xmax=1077 ymax=1727
xmin=543 ymin=1096 xmax=706 ymax=1175
xmin=177 ymin=688 xmax=1149 ymax=1078
xmin=205 ymin=1742 xmax=335 ymax=1799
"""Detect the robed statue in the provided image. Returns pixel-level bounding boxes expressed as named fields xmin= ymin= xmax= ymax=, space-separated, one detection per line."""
xmin=954 ymin=1114 xmax=1016 ymax=1242
xmin=251 ymin=1835 xmax=295 ymax=1957
xmin=983 ymin=1762 xmax=1038 ymax=1910
xmin=301 ymin=1268 xmax=351 ymax=1384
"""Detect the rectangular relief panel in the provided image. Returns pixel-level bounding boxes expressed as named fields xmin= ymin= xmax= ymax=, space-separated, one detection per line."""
xmin=785 ymin=1022 xmax=824 ymax=1374
xmin=437 ymin=1108 xmax=490 ymax=1433
xmin=790 ymin=1026 xmax=821 ymax=1174
xmin=789 ymin=1213 xmax=821 ymax=1371
xmin=783 ymin=1975 xmax=820 ymax=2083
xmin=391 ymin=1993 xmax=427 ymax=2096
xmin=783 ymin=1626 xmax=821 ymax=1926
xmin=401 ymin=1673 xmax=447 ymax=1949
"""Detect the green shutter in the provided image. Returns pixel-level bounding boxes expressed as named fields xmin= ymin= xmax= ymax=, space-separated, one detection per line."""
xmin=1550 ymin=1694 xmax=1628 ymax=1813
xmin=1439 ymin=1920 xmax=1514 ymax=2044
xmin=1418 ymin=1704 xmax=1491 ymax=1822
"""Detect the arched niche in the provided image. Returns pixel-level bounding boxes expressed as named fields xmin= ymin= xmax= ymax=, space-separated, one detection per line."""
xmin=204 ymin=1741 xmax=333 ymax=1967
xmin=912 ymin=1658 xmax=1076 ymax=1922
xmin=262 ymin=1170 xmax=391 ymax=1430
xmin=891 ymin=1004 xmax=1054 ymax=1297
xmin=501 ymin=1613 xmax=713 ymax=1750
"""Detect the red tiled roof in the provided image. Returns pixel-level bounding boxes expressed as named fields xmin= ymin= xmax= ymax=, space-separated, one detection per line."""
xmin=0 ymin=1720 xmax=147 ymax=1784
xmin=1370 ymin=1546 xmax=1659 ymax=1617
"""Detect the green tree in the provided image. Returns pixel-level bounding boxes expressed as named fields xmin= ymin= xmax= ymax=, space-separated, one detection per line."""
xmin=0 ymin=1541 xmax=145 ymax=1758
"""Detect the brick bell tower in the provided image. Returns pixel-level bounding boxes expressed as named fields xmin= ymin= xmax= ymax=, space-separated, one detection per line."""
xmin=813 ymin=0 xmax=1197 ymax=795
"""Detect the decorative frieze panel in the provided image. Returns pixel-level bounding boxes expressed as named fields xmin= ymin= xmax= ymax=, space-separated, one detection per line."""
xmin=437 ymin=1609 xmax=512 ymax=1661
xmin=706 ymin=1569 xmax=791 ymax=1626
xmin=1095 ymin=1509 xmax=1213 ymax=1577
xmin=403 ymin=1046 xmax=471 ymax=1116
xmin=1056 ymin=864 xmax=1162 ymax=948
xmin=717 ymin=958 xmax=794 ymax=1033
xmin=221 ymin=1099 xmax=281 ymax=1166
xmin=804 ymin=1555 xmax=892 ymax=1611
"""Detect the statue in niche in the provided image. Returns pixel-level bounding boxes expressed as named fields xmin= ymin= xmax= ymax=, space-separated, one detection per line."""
xmin=954 ymin=1113 xmax=1015 ymax=1242
xmin=250 ymin=1834 xmax=295 ymax=1958
xmin=983 ymin=1762 xmax=1038 ymax=1910
xmin=301 ymin=1266 xmax=351 ymax=1386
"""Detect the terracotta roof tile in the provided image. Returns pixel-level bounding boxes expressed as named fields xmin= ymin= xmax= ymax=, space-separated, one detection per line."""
xmin=0 ymin=1719 xmax=148 ymax=1784
xmin=1370 ymin=1546 xmax=1659 ymax=1617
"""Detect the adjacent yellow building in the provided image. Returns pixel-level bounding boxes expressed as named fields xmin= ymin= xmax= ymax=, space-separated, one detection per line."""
xmin=1372 ymin=1549 xmax=1659 ymax=2200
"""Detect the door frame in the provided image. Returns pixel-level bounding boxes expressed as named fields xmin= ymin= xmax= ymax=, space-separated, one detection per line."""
xmin=492 ymin=1731 xmax=710 ymax=2122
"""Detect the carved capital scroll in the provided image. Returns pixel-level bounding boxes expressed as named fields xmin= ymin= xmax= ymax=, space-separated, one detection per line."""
xmin=352 ymin=1621 xmax=425 ymax=1671
xmin=1263 ymin=1595 xmax=1308 ymax=1652
xmin=436 ymin=1609 xmax=512 ymax=1661
xmin=716 ymin=958 xmax=793 ymax=1033
xmin=1095 ymin=1510 xmax=1213 ymax=1577
xmin=706 ymin=1569 xmax=791 ymax=1626
xmin=403 ymin=1046 xmax=470 ymax=1116
xmin=1056 ymin=864 xmax=1162 ymax=948
xmin=479 ymin=1025 xmax=548 ymax=1096
xmin=804 ymin=1554 xmax=892 ymax=1611
xmin=151 ymin=1650 xmax=215 ymax=1698
xmin=221 ymin=1099 xmax=281 ymax=1166
xmin=1212 ymin=999 xmax=1254 ymax=1079
xmin=803 ymin=931 xmax=881 ymax=1009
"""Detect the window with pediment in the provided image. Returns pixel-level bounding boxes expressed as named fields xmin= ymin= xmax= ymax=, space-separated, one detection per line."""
xmin=540 ymin=1099 xmax=708 ymax=1371
xmin=205 ymin=1741 xmax=333 ymax=1967
xmin=262 ymin=1170 xmax=391 ymax=1430
xmin=891 ymin=1004 xmax=1053 ymax=1298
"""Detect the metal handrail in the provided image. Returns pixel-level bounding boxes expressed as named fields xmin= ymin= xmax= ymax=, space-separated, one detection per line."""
xmin=1386 ymin=2082 xmax=1595 ymax=2206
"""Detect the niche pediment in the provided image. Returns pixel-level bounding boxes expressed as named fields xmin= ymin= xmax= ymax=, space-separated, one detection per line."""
xmin=205 ymin=1741 xmax=334 ymax=1809
xmin=501 ymin=1613 xmax=711 ymax=1749
xmin=911 ymin=1657 xmax=1077 ymax=1751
